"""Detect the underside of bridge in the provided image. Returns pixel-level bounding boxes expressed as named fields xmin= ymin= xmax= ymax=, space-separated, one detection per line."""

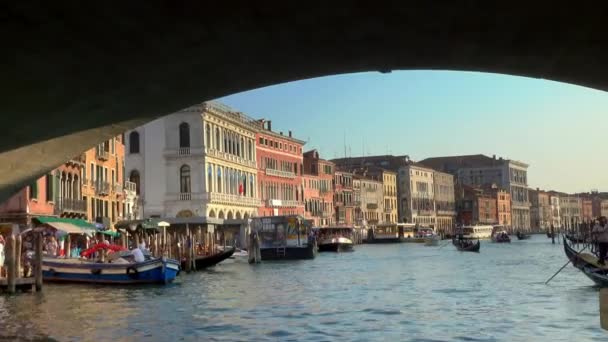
xmin=2 ymin=2 xmax=607 ymax=201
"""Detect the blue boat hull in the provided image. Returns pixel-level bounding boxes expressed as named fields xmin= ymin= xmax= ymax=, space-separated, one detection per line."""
xmin=42 ymin=257 xmax=180 ymax=284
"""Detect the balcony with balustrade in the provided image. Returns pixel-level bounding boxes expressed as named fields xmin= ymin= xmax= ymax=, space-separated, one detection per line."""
xmin=165 ymin=192 xmax=205 ymax=202
xmin=163 ymin=147 xmax=205 ymax=158
xmin=67 ymin=153 xmax=86 ymax=166
xmin=54 ymin=198 xmax=87 ymax=215
xmin=124 ymin=181 xmax=137 ymax=193
xmin=205 ymin=148 xmax=257 ymax=169
xmin=265 ymin=168 xmax=296 ymax=179
xmin=208 ymin=192 xmax=261 ymax=207
xmin=95 ymin=182 xmax=110 ymax=195
xmin=96 ymin=149 xmax=109 ymax=161
xmin=265 ymin=199 xmax=303 ymax=207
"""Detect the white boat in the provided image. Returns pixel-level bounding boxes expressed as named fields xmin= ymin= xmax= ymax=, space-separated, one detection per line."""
xmin=461 ymin=225 xmax=493 ymax=239
xmin=424 ymin=235 xmax=440 ymax=246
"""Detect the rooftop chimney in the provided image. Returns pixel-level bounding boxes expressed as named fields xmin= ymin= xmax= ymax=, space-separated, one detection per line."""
xmin=493 ymin=154 xmax=496 ymax=160
xmin=267 ymin=120 xmax=272 ymax=131
xmin=280 ymin=131 xmax=283 ymax=135
xmin=288 ymin=130 xmax=292 ymax=137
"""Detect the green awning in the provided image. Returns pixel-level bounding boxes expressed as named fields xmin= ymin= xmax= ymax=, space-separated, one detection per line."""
xmin=33 ymin=216 xmax=96 ymax=235
xmin=34 ymin=216 xmax=96 ymax=229
xmin=99 ymin=230 xmax=121 ymax=238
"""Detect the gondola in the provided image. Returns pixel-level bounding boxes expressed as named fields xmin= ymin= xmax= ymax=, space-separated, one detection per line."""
xmin=182 ymin=247 xmax=235 ymax=270
xmin=563 ymin=237 xmax=608 ymax=287
xmin=566 ymin=233 xmax=587 ymax=244
xmin=516 ymin=232 xmax=531 ymax=240
xmin=453 ymin=238 xmax=480 ymax=253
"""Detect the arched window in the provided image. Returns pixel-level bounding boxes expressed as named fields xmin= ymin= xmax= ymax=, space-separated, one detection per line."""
xmin=207 ymin=165 xmax=213 ymax=192
xmin=205 ymin=124 xmax=211 ymax=148
xmin=229 ymin=133 xmax=234 ymax=155
xmin=248 ymin=140 xmax=252 ymax=160
xmin=223 ymin=130 xmax=228 ymax=152
xmin=179 ymin=122 xmax=190 ymax=148
xmin=129 ymin=170 xmax=140 ymax=195
xmin=250 ymin=175 xmax=254 ymax=197
xmin=129 ymin=131 xmax=140 ymax=154
xmin=180 ymin=165 xmax=191 ymax=193
xmin=217 ymin=167 xmax=222 ymax=193
xmin=215 ymin=127 xmax=220 ymax=150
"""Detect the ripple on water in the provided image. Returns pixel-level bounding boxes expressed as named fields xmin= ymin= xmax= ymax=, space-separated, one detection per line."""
xmin=1 ymin=237 xmax=607 ymax=341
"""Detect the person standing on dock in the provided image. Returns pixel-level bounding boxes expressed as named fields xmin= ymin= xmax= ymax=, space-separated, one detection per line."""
xmin=592 ymin=217 xmax=608 ymax=265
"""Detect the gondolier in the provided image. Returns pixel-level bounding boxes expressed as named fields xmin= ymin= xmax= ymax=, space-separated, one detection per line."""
xmin=592 ymin=216 xmax=608 ymax=265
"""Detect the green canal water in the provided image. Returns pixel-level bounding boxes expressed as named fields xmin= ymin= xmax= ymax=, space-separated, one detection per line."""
xmin=1 ymin=235 xmax=606 ymax=341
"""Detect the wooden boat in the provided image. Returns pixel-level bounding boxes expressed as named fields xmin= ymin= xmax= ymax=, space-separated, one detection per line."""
xmin=566 ymin=233 xmax=587 ymax=244
xmin=181 ymin=247 xmax=235 ymax=270
xmin=491 ymin=226 xmax=511 ymax=243
xmin=252 ymin=215 xmax=318 ymax=260
xmin=453 ymin=238 xmax=480 ymax=252
xmin=317 ymin=227 xmax=355 ymax=252
xmin=42 ymin=256 xmax=180 ymax=284
xmin=516 ymin=232 xmax=531 ymax=240
xmin=563 ymin=237 xmax=608 ymax=287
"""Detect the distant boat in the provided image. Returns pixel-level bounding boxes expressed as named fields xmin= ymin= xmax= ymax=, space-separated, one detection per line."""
xmin=461 ymin=225 xmax=493 ymax=239
xmin=424 ymin=236 xmax=440 ymax=246
xmin=516 ymin=232 xmax=531 ymax=240
xmin=452 ymin=238 xmax=480 ymax=253
xmin=181 ymin=247 xmax=235 ymax=270
xmin=317 ymin=227 xmax=355 ymax=252
xmin=491 ymin=226 xmax=511 ymax=243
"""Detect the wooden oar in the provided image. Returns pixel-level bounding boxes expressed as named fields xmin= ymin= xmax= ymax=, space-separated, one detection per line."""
xmin=545 ymin=244 xmax=589 ymax=285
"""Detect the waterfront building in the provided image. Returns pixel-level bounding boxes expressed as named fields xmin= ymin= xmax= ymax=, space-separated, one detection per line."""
xmin=602 ymin=199 xmax=608 ymax=218
xmin=353 ymin=177 xmax=363 ymax=225
xmin=0 ymin=153 xmax=89 ymax=224
xmin=303 ymin=150 xmax=335 ymax=226
xmin=559 ymin=196 xmax=582 ymax=230
xmin=334 ymin=171 xmax=355 ymax=225
xmin=397 ymin=163 xmax=436 ymax=227
xmin=434 ymin=171 xmax=456 ymax=235
xmin=125 ymin=101 xmax=260 ymax=219
xmin=455 ymin=185 xmax=497 ymax=226
xmin=419 ymin=154 xmax=531 ymax=232
xmin=342 ymin=166 xmax=398 ymax=224
xmin=529 ymin=188 xmax=551 ymax=232
xmin=582 ymin=198 xmax=593 ymax=223
xmin=549 ymin=194 xmax=562 ymax=229
xmin=256 ymin=120 xmax=305 ymax=217
xmin=356 ymin=175 xmax=384 ymax=226
xmin=82 ymin=136 xmax=126 ymax=227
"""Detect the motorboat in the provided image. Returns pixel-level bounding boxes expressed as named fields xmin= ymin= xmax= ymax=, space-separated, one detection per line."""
xmin=317 ymin=227 xmax=354 ymax=252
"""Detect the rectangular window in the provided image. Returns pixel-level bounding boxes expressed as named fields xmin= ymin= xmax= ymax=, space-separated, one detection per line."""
xmin=29 ymin=180 xmax=38 ymax=200
xmin=111 ymin=170 xmax=115 ymax=185
xmin=91 ymin=197 xmax=96 ymax=219
xmin=83 ymin=196 xmax=88 ymax=211
xmin=259 ymin=137 xmax=263 ymax=144
xmin=91 ymin=163 xmax=95 ymax=181
xmin=111 ymin=202 xmax=115 ymax=222
xmin=46 ymin=174 xmax=53 ymax=202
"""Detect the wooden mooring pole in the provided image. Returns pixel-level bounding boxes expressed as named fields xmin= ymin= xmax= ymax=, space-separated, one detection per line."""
xmin=34 ymin=232 xmax=43 ymax=291
xmin=6 ymin=234 xmax=16 ymax=293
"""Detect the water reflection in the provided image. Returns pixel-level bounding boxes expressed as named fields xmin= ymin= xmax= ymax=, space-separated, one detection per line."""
xmin=1 ymin=237 xmax=607 ymax=341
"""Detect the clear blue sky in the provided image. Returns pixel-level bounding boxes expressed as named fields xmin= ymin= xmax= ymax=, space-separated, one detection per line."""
xmin=219 ymin=71 xmax=608 ymax=194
